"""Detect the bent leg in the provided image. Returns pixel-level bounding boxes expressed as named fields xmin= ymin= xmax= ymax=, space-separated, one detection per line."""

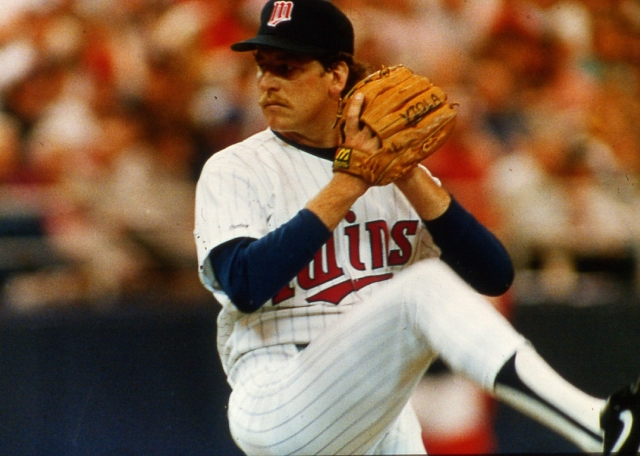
xmin=228 ymin=259 xmax=527 ymax=455
xmin=228 ymin=283 xmax=437 ymax=455
xmin=405 ymin=260 xmax=606 ymax=451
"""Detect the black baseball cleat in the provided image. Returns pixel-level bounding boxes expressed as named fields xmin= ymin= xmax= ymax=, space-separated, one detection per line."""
xmin=601 ymin=378 xmax=640 ymax=454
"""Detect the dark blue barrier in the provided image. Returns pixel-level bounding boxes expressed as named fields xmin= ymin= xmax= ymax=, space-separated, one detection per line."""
xmin=0 ymin=301 xmax=242 ymax=456
xmin=1 ymin=296 xmax=639 ymax=455
xmin=495 ymin=300 xmax=640 ymax=453
xmin=0 ymin=214 xmax=63 ymax=293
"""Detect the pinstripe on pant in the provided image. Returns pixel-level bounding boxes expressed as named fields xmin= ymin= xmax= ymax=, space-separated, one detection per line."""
xmin=228 ymin=259 xmax=526 ymax=455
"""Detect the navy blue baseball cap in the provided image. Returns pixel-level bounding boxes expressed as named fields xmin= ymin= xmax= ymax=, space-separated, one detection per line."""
xmin=231 ymin=0 xmax=354 ymax=56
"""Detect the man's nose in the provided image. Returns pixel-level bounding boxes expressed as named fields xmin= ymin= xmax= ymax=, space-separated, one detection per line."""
xmin=258 ymin=70 xmax=280 ymax=91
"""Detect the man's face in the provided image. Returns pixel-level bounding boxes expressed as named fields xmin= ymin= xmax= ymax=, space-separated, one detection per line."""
xmin=254 ymin=48 xmax=340 ymax=140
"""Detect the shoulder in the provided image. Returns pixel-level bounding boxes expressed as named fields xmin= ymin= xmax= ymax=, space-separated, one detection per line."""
xmin=201 ymin=129 xmax=309 ymax=176
xmin=202 ymin=129 xmax=274 ymax=166
xmin=203 ymin=130 xmax=331 ymax=183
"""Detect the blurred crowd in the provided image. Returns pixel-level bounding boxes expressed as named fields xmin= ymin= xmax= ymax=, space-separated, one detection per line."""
xmin=0 ymin=0 xmax=639 ymax=310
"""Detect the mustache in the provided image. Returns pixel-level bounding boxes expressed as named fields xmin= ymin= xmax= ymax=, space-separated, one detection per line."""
xmin=259 ymin=94 xmax=287 ymax=108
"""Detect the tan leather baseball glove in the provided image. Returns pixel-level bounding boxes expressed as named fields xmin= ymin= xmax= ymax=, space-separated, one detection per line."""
xmin=334 ymin=65 xmax=457 ymax=186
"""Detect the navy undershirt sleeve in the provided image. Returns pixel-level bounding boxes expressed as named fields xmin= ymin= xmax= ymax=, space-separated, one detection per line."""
xmin=209 ymin=209 xmax=332 ymax=313
xmin=424 ymin=198 xmax=514 ymax=296
xmin=211 ymin=198 xmax=513 ymax=312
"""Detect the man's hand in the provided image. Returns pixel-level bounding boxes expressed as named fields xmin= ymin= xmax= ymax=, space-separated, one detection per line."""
xmin=342 ymin=93 xmax=381 ymax=153
xmin=333 ymin=65 xmax=457 ymax=186
xmin=304 ymin=92 xmax=377 ymax=232
xmin=395 ymin=166 xmax=451 ymax=221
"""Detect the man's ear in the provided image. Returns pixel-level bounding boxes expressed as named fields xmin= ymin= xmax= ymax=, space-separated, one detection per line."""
xmin=328 ymin=61 xmax=349 ymax=100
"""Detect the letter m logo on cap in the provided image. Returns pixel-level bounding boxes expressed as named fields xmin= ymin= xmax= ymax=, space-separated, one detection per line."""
xmin=268 ymin=1 xmax=294 ymax=26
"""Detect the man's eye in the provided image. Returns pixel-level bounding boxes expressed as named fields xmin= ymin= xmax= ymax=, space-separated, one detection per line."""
xmin=275 ymin=64 xmax=296 ymax=76
xmin=257 ymin=63 xmax=296 ymax=77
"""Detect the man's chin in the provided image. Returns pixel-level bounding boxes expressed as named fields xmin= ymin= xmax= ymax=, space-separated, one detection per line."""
xmin=266 ymin=118 xmax=294 ymax=133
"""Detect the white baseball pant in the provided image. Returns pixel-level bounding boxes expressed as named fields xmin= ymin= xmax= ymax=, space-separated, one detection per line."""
xmin=228 ymin=258 xmax=527 ymax=455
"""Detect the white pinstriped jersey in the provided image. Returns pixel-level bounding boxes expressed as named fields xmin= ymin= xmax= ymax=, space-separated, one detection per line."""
xmin=194 ymin=129 xmax=442 ymax=382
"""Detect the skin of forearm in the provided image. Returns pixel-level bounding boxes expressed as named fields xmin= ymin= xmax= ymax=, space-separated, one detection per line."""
xmin=306 ymin=166 xmax=450 ymax=232
xmin=305 ymin=172 xmax=370 ymax=231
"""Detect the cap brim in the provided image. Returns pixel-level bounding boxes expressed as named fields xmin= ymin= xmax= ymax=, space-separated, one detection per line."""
xmin=230 ymin=35 xmax=328 ymax=55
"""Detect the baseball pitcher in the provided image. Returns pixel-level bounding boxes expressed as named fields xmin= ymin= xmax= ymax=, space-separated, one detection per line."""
xmin=194 ymin=0 xmax=640 ymax=454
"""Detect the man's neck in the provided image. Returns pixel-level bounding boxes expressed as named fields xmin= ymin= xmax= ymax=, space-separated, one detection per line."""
xmin=276 ymin=127 xmax=340 ymax=148
xmin=274 ymin=104 xmax=342 ymax=148
xmin=272 ymin=130 xmax=337 ymax=161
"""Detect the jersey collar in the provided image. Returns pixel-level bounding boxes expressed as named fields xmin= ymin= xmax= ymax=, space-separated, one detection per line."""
xmin=272 ymin=130 xmax=336 ymax=162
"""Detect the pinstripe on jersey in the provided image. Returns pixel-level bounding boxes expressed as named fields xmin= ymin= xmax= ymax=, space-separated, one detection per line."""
xmin=194 ymin=128 xmax=526 ymax=455
xmin=195 ymin=129 xmax=440 ymax=381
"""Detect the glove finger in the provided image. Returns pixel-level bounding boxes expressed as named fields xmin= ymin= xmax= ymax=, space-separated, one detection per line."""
xmin=385 ymin=106 xmax=457 ymax=157
xmin=336 ymin=66 xmax=413 ymax=135
xmin=378 ymin=115 xmax=457 ymax=185
xmin=370 ymin=86 xmax=450 ymax=139
xmin=339 ymin=66 xmax=416 ymax=127
xmin=349 ymin=65 xmax=413 ymax=99
xmin=363 ymin=76 xmax=434 ymax=122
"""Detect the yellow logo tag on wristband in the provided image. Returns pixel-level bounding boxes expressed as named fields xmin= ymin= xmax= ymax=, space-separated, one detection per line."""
xmin=334 ymin=147 xmax=352 ymax=169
